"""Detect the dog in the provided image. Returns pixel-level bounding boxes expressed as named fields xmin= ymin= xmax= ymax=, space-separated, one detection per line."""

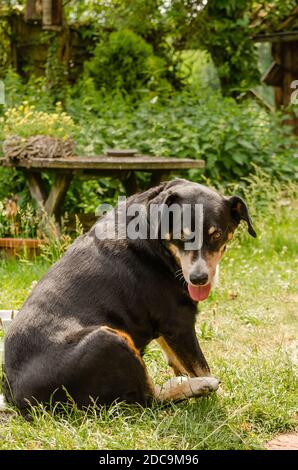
xmin=2 ymin=179 xmax=256 ymax=411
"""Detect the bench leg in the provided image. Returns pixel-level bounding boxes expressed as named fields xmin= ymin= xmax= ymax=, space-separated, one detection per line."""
xmin=150 ymin=171 xmax=171 ymax=188
xmin=122 ymin=171 xmax=139 ymax=195
xmin=25 ymin=172 xmax=47 ymax=208
xmin=44 ymin=174 xmax=73 ymax=218
xmin=24 ymin=171 xmax=72 ymax=220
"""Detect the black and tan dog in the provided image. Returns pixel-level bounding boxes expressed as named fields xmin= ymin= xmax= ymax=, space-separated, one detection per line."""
xmin=2 ymin=179 xmax=256 ymax=411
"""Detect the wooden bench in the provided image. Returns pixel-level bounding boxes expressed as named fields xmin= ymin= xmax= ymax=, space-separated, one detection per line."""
xmin=0 ymin=155 xmax=205 ymax=219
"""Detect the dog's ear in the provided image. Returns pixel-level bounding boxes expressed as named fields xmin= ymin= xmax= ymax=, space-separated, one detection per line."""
xmin=228 ymin=195 xmax=256 ymax=238
xmin=147 ymin=179 xmax=188 ymax=204
xmin=147 ymin=179 xmax=189 ymax=208
xmin=147 ymin=180 xmax=187 ymax=239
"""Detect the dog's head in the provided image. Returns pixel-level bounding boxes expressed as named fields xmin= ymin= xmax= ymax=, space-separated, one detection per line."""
xmin=148 ymin=179 xmax=256 ymax=302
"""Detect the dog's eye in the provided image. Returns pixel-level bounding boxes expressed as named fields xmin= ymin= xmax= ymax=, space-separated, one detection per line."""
xmin=211 ymin=230 xmax=222 ymax=241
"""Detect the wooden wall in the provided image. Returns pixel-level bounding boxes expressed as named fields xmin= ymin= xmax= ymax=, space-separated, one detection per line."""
xmin=8 ymin=12 xmax=95 ymax=83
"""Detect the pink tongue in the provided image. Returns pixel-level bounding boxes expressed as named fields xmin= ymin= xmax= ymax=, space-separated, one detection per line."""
xmin=188 ymin=283 xmax=211 ymax=302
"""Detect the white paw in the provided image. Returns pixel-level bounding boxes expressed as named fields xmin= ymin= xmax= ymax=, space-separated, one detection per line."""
xmin=188 ymin=376 xmax=219 ymax=396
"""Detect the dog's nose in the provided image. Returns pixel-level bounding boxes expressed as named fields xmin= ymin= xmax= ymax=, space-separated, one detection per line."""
xmin=189 ymin=272 xmax=209 ymax=285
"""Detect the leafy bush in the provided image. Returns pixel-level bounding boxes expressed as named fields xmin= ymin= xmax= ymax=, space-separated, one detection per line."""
xmin=1 ymin=69 xmax=297 ymax=217
xmin=69 ymin=89 xmax=297 ymax=183
xmin=84 ymin=29 xmax=171 ymax=97
xmin=63 ymin=177 xmax=125 ymax=214
xmin=0 ymin=69 xmax=53 ymax=112
xmin=0 ymin=167 xmax=27 ymax=201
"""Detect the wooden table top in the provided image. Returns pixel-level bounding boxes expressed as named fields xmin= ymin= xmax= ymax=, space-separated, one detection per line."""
xmin=0 ymin=155 xmax=205 ymax=171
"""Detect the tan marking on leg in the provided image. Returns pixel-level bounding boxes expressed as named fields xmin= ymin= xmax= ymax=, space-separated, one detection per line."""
xmin=157 ymin=337 xmax=188 ymax=376
xmin=208 ymin=226 xmax=216 ymax=235
xmin=101 ymin=326 xmax=155 ymax=399
xmin=157 ymin=337 xmax=211 ymax=378
xmin=100 ymin=326 xmax=141 ymax=360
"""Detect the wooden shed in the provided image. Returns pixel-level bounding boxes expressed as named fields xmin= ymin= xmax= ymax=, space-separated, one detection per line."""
xmin=252 ymin=6 xmax=298 ymax=134
xmin=4 ymin=2 xmax=96 ymax=83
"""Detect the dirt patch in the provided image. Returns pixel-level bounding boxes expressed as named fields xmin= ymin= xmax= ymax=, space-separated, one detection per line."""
xmin=266 ymin=433 xmax=298 ymax=450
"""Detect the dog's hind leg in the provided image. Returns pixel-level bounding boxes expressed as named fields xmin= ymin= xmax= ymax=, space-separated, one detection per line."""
xmin=5 ymin=326 xmax=153 ymax=410
xmin=154 ymin=376 xmax=219 ymax=402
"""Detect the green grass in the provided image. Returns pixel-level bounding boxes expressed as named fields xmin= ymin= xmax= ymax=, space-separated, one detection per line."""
xmin=0 ymin=182 xmax=297 ymax=450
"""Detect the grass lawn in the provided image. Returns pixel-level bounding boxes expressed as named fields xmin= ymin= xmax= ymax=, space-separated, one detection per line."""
xmin=0 ymin=182 xmax=297 ymax=450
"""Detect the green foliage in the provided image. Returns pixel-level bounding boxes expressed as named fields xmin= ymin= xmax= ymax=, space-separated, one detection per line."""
xmin=0 ymin=17 xmax=9 ymax=73
xmin=196 ymin=1 xmax=260 ymax=96
xmin=69 ymin=87 xmax=297 ymax=184
xmin=1 ymin=68 xmax=297 ymax=217
xmin=85 ymin=29 xmax=171 ymax=97
xmin=199 ymin=321 xmax=215 ymax=341
xmin=66 ymin=0 xmax=183 ymax=89
xmin=0 ymin=166 xmax=26 ymax=199
xmin=1 ymin=0 xmax=297 ymax=100
xmin=63 ymin=177 xmax=125 ymax=214
xmin=0 ymin=68 xmax=53 ymax=112
xmin=180 ymin=50 xmax=220 ymax=92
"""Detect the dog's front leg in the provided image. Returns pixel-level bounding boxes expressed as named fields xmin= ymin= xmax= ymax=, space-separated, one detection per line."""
xmin=156 ymin=337 xmax=188 ymax=376
xmin=159 ymin=326 xmax=211 ymax=378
